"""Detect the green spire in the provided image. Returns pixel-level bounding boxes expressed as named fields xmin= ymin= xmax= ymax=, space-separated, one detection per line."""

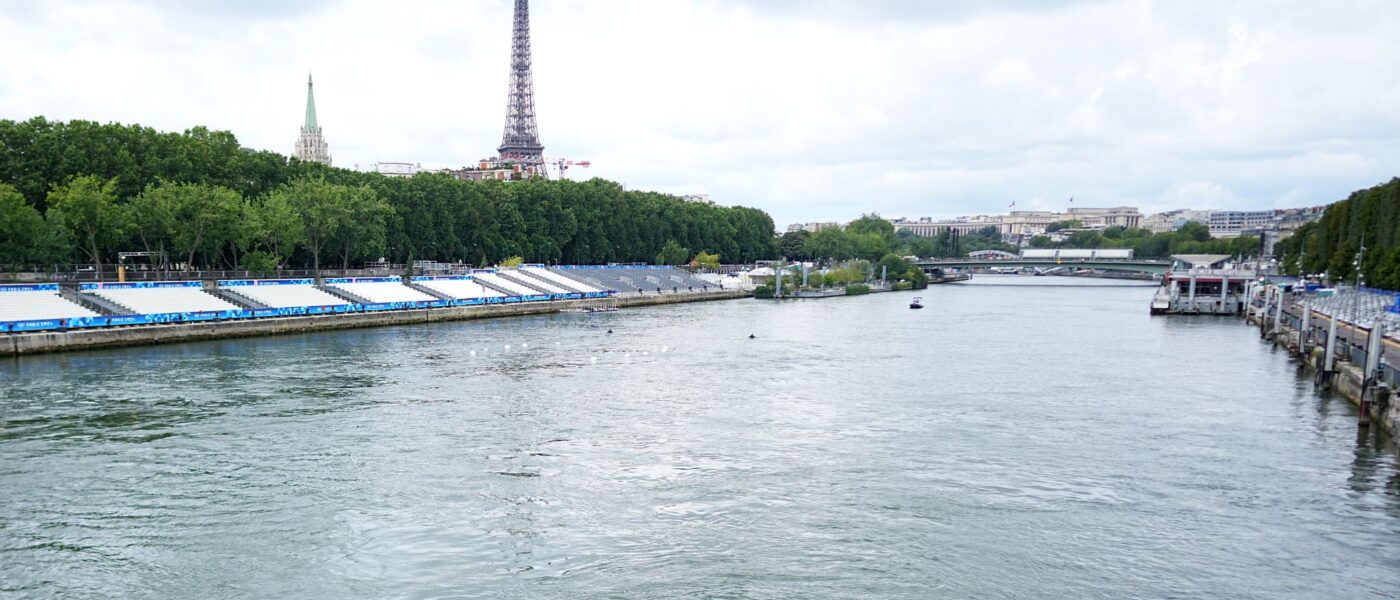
xmin=304 ymin=73 xmax=318 ymax=129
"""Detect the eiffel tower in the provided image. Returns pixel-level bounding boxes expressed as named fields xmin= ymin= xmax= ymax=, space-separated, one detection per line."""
xmin=497 ymin=0 xmax=546 ymax=178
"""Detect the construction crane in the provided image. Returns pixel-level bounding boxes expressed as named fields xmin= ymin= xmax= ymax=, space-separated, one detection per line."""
xmin=546 ymin=157 xmax=591 ymax=180
xmin=494 ymin=154 xmax=591 ymax=180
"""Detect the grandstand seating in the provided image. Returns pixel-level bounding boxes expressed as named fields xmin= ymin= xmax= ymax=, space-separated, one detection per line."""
xmin=499 ymin=270 xmax=570 ymax=294
xmin=521 ymin=266 xmax=602 ymax=293
xmin=551 ymin=266 xmax=718 ymax=294
xmin=326 ymin=279 xmax=437 ymax=303
xmin=89 ymin=283 xmax=240 ymax=315
xmin=474 ymin=272 xmax=542 ymax=296
xmin=413 ymin=277 xmax=506 ymax=300
xmin=0 ymin=288 xmax=99 ymax=322
xmin=219 ymin=280 xmax=349 ymax=309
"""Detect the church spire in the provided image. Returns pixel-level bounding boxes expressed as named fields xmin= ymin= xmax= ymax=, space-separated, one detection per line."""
xmin=305 ymin=73 xmax=318 ymax=130
xmin=293 ymin=72 xmax=331 ymax=166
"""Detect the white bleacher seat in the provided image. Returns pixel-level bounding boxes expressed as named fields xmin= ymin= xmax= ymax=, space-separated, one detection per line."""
xmin=221 ymin=282 xmax=348 ymax=309
xmin=416 ymin=279 xmax=505 ymax=300
xmin=329 ymin=281 xmax=436 ymax=303
xmin=474 ymin=273 xmax=540 ymax=296
xmin=503 ymin=270 xmax=569 ymax=294
xmin=521 ymin=267 xmax=600 ymax=292
xmin=0 ymin=291 xmax=99 ymax=322
xmin=92 ymin=286 xmax=239 ymax=315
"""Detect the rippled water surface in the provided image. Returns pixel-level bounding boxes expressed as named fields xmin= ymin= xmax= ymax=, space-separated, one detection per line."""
xmin=3 ymin=278 xmax=1399 ymax=599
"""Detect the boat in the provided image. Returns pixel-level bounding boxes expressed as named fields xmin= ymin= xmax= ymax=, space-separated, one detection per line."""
xmin=560 ymin=306 xmax=620 ymax=314
xmin=909 ymin=297 xmax=924 ymax=309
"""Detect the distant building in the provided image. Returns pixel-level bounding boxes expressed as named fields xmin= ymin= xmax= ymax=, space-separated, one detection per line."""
xmin=1209 ymin=210 xmax=1275 ymax=238
xmin=438 ymin=159 xmax=538 ymax=182
xmin=293 ymin=74 xmax=332 ymax=166
xmin=1142 ymin=209 xmax=1212 ymax=234
xmin=681 ymin=194 xmax=714 ymax=205
xmin=886 ymin=206 xmax=1141 ymax=239
xmin=889 ymin=216 xmax=1000 ymax=237
xmin=373 ymin=162 xmax=420 ymax=178
xmin=786 ymin=222 xmax=842 ymax=234
xmin=1065 ymin=206 xmax=1142 ymax=229
xmin=1000 ymin=211 xmax=1061 ymax=236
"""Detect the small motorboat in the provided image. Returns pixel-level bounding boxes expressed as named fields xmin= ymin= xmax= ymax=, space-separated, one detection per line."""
xmin=909 ymin=297 xmax=924 ymax=309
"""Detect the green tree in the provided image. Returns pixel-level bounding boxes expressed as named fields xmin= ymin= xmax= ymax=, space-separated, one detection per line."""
xmin=904 ymin=234 xmax=937 ymax=258
xmin=138 ymin=181 xmax=243 ymax=269
xmin=1177 ymin=221 xmax=1211 ymax=242
xmin=0 ymin=183 xmax=67 ymax=266
xmin=278 ymin=178 xmax=350 ymax=271
xmin=875 ymin=253 xmax=911 ymax=280
xmin=332 ymin=185 xmax=392 ymax=269
xmin=779 ymin=230 xmax=810 ymax=260
xmin=46 ymin=175 xmax=128 ymax=274
xmin=656 ymin=239 xmax=689 ymax=265
xmin=691 ymin=251 xmax=721 ymax=271
xmin=805 ymin=228 xmax=853 ymax=262
xmin=845 ymin=213 xmax=897 ymax=245
xmin=252 ymin=191 xmax=305 ymax=267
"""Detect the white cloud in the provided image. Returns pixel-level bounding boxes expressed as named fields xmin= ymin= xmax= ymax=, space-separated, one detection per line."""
xmin=1 ymin=0 xmax=1397 ymax=229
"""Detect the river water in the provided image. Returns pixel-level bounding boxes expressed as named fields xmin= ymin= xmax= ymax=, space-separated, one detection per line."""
xmin=2 ymin=277 xmax=1398 ymax=599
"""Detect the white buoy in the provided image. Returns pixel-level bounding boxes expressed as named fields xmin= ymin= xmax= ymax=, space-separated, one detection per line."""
xmin=590 ymin=356 xmax=598 ymax=363
xmin=505 ymin=344 xmax=511 ymax=351
xmin=642 ymin=351 xmax=649 ymax=356
xmin=624 ymin=353 xmax=630 ymax=360
xmin=556 ymin=342 xmax=561 ymax=346
xmin=661 ymin=346 xmax=668 ymax=353
xmin=469 ymin=350 xmax=476 ymax=357
xmin=522 ymin=343 xmax=529 ymax=348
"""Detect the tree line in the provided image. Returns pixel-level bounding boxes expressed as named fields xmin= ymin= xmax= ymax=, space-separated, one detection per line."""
xmin=0 ymin=117 xmax=778 ymax=271
xmin=774 ymin=213 xmax=1261 ymax=263
xmin=1273 ymin=178 xmax=1400 ymax=289
xmin=776 ymin=215 xmax=1019 ymax=263
xmin=1025 ymin=221 xmax=1260 ymax=259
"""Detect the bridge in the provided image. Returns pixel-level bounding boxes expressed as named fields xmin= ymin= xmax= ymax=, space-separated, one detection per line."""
xmin=916 ymin=258 xmax=1172 ymax=275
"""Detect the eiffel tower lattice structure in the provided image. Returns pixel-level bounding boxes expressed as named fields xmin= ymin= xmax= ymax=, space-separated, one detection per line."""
xmin=497 ymin=0 xmax=546 ymax=178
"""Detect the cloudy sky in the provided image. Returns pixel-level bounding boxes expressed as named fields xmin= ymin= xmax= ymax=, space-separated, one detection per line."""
xmin=2 ymin=0 xmax=1398 ymax=228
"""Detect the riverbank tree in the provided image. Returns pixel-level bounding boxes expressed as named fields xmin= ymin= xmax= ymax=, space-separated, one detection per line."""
xmin=0 ymin=117 xmax=779 ymax=270
xmin=1274 ymin=178 xmax=1400 ymax=289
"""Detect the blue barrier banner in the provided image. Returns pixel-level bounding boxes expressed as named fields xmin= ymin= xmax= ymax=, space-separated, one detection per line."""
xmin=451 ymin=298 xmax=486 ymax=307
xmin=325 ymin=277 xmax=401 ymax=284
xmin=0 ymin=283 xmax=60 ymax=292
xmin=80 ymin=281 xmax=203 ymax=290
xmin=500 ymin=296 xmax=521 ymax=304
xmin=218 ymin=279 xmax=315 ymax=287
xmin=181 ymin=312 xmax=219 ymax=322
xmin=8 ymin=319 xmax=63 ymax=332
xmin=522 ymin=295 xmax=550 ymax=302
xmin=64 ymin=316 xmax=110 ymax=329
xmin=363 ymin=302 xmax=416 ymax=312
xmin=556 ymin=265 xmax=676 ymax=271
xmin=411 ymin=275 xmax=472 ymax=282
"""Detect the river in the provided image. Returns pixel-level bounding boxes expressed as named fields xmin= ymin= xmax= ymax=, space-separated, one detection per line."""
xmin=2 ymin=277 xmax=1398 ymax=599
